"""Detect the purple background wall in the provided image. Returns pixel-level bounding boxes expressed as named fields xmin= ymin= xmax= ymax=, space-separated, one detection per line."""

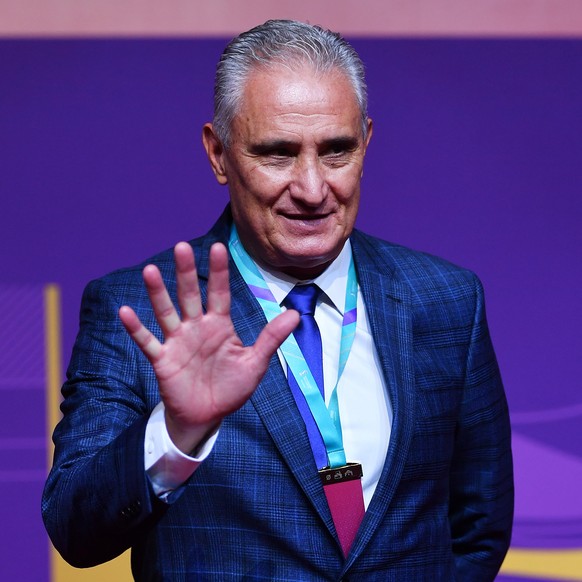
xmin=1 ymin=38 xmax=581 ymax=579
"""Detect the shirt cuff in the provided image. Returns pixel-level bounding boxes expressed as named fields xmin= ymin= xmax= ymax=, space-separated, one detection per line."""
xmin=144 ymin=401 xmax=219 ymax=498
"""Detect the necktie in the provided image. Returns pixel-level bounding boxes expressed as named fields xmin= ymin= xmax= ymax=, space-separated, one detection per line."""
xmin=283 ymin=284 xmax=324 ymax=397
xmin=284 ymin=283 xmax=365 ymax=556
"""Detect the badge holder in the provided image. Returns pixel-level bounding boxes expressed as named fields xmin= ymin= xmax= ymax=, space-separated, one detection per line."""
xmin=319 ymin=463 xmax=365 ymax=556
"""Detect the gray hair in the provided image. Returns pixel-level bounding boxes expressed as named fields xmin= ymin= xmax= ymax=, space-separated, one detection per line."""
xmin=212 ymin=19 xmax=369 ymax=147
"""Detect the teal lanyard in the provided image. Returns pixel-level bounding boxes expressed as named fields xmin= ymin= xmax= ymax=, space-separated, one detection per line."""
xmin=228 ymin=226 xmax=358 ymax=468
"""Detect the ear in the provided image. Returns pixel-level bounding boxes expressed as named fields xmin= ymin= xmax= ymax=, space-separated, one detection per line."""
xmin=202 ymin=123 xmax=228 ymax=185
xmin=364 ymin=117 xmax=373 ymax=151
xmin=361 ymin=118 xmax=373 ymax=178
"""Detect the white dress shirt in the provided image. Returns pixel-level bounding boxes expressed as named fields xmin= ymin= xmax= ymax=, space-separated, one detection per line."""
xmin=145 ymin=241 xmax=392 ymax=508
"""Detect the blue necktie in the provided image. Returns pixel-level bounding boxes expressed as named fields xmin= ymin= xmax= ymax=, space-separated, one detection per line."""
xmin=283 ymin=284 xmax=324 ymax=397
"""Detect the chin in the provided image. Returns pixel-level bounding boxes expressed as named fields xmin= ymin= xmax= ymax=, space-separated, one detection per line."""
xmin=275 ymin=247 xmax=339 ymax=278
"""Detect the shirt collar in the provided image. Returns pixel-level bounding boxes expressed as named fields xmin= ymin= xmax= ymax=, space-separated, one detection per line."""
xmin=255 ymin=241 xmax=352 ymax=315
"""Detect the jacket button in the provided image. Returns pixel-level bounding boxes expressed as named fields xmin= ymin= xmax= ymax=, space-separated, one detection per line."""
xmin=120 ymin=500 xmax=142 ymax=519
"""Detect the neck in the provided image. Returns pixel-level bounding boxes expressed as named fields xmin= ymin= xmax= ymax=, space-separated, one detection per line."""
xmin=277 ymin=261 xmax=333 ymax=281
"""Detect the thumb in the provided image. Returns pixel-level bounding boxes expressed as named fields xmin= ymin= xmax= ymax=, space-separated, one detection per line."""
xmin=252 ymin=309 xmax=300 ymax=367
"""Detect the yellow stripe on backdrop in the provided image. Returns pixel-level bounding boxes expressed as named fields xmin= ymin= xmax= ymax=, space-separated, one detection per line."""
xmin=501 ymin=548 xmax=582 ymax=581
xmin=44 ymin=284 xmax=133 ymax=581
xmin=53 ymin=552 xmax=132 ymax=582
xmin=44 ymin=284 xmax=61 ymax=470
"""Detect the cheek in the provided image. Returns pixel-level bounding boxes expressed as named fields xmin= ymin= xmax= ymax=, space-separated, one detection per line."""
xmin=231 ymin=190 xmax=276 ymax=235
xmin=335 ymin=184 xmax=361 ymax=230
xmin=230 ymin=165 xmax=280 ymax=205
xmin=342 ymin=198 xmax=360 ymax=229
xmin=332 ymin=174 xmax=362 ymax=207
xmin=246 ymin=167 xmax=290 ymax=202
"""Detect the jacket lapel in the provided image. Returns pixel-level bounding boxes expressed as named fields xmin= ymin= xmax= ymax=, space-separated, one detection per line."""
xmin=194 ymin=215 xmax=337 ymax=538
xmin=344 ymin=234 xmax=416 ymax=564
xmin=229 ymin=258 xmax=337 ymax=537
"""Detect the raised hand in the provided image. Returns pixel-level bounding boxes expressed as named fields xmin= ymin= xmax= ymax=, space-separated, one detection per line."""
xmin=119 ymin=241 xmax=299 ymax=454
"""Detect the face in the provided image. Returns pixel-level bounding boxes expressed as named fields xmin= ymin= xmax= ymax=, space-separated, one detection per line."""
xmin=203 ymin=64 xmax=373 ymax=279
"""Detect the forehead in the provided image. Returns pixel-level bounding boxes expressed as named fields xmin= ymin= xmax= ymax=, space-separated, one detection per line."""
xmin=232 ymin=64 xmax=361 ymax=140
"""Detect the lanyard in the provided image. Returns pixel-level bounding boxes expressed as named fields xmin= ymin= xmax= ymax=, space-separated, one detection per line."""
xmin=228 ymin=226 xmax=358 ymax=468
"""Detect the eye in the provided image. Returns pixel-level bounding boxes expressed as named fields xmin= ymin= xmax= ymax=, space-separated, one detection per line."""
xmin=270 ymin=147 xmax=294 ymax=158
xmin=326 ymin=145 xmax=346 ymax=156
xmin=321 ymin=138 xmax=358 ymax=160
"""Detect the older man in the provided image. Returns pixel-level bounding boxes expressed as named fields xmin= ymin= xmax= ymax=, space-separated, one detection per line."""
xmin=43 ymin=20 xmax=513 ymax=581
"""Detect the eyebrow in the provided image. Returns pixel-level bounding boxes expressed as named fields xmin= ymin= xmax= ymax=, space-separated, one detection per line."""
xmin=249 ymin=136 xmax=360 ymax=155
xmin=323 ymin=136 xmax=360 ymax=151
xmin=248 ymin=140 xmax=298 ymax=155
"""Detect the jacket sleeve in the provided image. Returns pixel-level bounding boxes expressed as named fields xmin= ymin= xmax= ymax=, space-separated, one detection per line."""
xmin=449 ymin=276 xmax=514 ymax=581
xmin=42 ymin=276 xmax=170 ymax=568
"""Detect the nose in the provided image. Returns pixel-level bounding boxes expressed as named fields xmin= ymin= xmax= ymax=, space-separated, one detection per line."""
xmin=289 ymin=155 xmax=328 ymax=207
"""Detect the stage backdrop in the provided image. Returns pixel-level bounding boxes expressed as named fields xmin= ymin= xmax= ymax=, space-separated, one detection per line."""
xmin=1 ymin=6 xmax=581 ymax=581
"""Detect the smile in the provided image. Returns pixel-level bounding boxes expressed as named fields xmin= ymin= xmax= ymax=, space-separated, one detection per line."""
xmin=280 ymin=213 xmax=332 ymax=222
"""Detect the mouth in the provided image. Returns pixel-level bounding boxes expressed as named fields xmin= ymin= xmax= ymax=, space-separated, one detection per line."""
xmin=280 ymin=212 xmax=332 ymax=222
xmin=278 ymin=213 xmax=332 ymax=231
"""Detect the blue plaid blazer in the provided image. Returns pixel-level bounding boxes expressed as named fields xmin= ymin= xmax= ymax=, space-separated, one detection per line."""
xmin=43 ymin=208 xmax=513 ymax=581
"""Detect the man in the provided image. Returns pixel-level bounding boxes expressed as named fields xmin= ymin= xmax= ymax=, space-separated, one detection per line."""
xmin=43 ymin=20 xmax=513 ymax=581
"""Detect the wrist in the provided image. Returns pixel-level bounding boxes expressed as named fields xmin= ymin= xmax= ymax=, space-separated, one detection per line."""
xmin=164 ymin=411 xmax=220 ymax=456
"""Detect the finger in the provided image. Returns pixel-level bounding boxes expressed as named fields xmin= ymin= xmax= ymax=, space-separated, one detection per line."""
xmin=174 ymin=242 xmax=202 ymax=320
xmin=206 ymin=243 xmax=231 ymax=316
xmin=142 ymin=264 xmax=181 ymax=336
xmin=119 ymin=305 xmax=162 ymax=360
xmin=252 ymin=309 xmax=300 ymax=367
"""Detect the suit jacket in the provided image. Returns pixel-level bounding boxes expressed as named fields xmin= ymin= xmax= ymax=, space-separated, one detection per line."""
xmin=43 ymin=208 xmax=513 ymax=581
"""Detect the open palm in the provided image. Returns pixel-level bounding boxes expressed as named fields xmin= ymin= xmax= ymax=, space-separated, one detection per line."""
xmin=119 ymin=242 xmax=299 ymax=453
